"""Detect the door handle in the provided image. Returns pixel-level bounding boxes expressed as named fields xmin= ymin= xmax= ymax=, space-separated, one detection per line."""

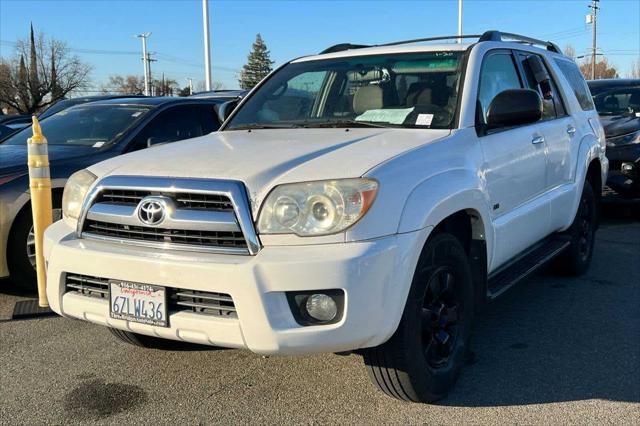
xmin=567 ymin=126 xmax=577 ymax=136
xmin=531 ymin=136 xmax=545 ymax=144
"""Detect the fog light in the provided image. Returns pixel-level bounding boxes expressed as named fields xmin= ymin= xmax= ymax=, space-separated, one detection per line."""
xmin=305 ymin=294 xmax=338 ymax=322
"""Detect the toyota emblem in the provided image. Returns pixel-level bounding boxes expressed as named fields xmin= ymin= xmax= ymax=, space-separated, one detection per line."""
xmin=138 ymin=198 xmax=165 ymax=225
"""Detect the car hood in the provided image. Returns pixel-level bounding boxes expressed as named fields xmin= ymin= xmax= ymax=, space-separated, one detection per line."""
xmin=89 ymin=128 xmax=450 ymax=206
xmin=0 ymin=144 xmax=97 ymax=173
xmin=599 ymin=114 xmax=640 ymax=139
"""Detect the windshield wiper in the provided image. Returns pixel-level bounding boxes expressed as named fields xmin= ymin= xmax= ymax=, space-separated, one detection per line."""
xmin=304 ymin=120 xmax=391 ymax=129
xmin=228 ymin=123 xmax=302 ymax=130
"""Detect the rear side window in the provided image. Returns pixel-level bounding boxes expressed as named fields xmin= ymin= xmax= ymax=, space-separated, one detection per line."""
xmin=554 ymin=59 xmax=595 ymax=111
xmin=517 ymin=52 xmax=566 ymax=120
xmin=477 ymin=53 xmax=523 ymax=125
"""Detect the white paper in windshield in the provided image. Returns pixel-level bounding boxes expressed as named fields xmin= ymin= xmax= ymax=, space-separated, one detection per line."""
xmin=355 ymin=107 xmax=414 ymax=125
xmin=92 ymin=141 xmax=106 ymax=148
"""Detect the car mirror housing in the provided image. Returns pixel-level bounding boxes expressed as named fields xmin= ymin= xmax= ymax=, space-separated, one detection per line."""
xmin=487 ymin=89 xmax=543 ymax=129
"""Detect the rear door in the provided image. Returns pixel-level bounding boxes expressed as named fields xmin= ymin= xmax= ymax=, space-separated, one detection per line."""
xmin=476 ymin=50 xmax=549 ymax=270
xmin=515 ymin=51 xmax=575 ymax=192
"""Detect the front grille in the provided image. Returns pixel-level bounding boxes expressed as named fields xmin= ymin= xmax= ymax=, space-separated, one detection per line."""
xmin=170 ymin=290 xmax=237 ymax=318
xmin=84 ymin=219 xmax=247 ymax=249
xmin=65 ymin=274 xmax=109 ymax=299
xmin=95 ymin=189 xmax=234 ymax=212
xmin=64 ymin=273 xmax=237 ymax=318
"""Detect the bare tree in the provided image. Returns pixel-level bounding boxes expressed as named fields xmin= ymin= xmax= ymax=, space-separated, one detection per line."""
xmin=563 ymin=44 xmax=576 ymax=61
xmin=101 ymin=75 xmax=145 ymax=94
xmin=0 ymin=24 xmax=92 ymax=114
xmin=101 ymin=74 xmax=180 ymax=96
xmin=579 ymin=57 xmax=619 ymax=80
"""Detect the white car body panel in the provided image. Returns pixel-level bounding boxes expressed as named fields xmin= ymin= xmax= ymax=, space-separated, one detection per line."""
xmin=43 ymin=38 xmax=608 ymax=354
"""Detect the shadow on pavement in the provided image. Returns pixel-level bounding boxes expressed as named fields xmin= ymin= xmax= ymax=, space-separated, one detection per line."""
xmin=442 ymin=211 xmax=640 ymax=407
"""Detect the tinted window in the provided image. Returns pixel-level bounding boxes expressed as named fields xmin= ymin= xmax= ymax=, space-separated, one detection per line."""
xmin=477 ymin=53 xmax=522 ymax=125
xmin=592 ymin=86 xmax=640 ymax=115
xmin=518 ymin=53 xmax=566 ymax=120
xmin=2 ymin=105 xmax=149 ymax=146
xmin=554 ymin=59 xmax=595 ymax=111
xmin=130 ymin=105 xmax=205 ymax=150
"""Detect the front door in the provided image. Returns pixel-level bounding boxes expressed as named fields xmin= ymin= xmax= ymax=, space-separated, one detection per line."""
xmin=476 ymin=50 xmax=549 ymax=271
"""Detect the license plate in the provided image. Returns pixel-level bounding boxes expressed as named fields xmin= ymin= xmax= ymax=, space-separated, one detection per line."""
xmin=109 ymin=280 xmax=168 ymax=327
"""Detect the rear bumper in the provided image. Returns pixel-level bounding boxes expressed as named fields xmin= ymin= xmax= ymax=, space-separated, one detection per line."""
xmin=44 ymin=220 xmax=427 ymax=355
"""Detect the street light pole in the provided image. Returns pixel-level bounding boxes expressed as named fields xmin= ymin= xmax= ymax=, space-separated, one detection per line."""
xmin=588 ymin=0 xmax=600 ymax=80
xmin=202 ymin=0 xmax=212 ymax=91
xmin=458 ymin=0 xmax=463 ymax=43
xmin=136 ymin=32 xmax=151 ymax=96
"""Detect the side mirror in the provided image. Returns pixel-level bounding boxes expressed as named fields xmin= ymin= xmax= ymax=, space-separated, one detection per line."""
xmin=487 ymin=89 xmax=542 ymax=129
xmin=217 ymin=100 xmax=240 ymax=124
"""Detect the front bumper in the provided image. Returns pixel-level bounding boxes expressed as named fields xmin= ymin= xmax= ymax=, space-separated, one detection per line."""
xmin=605 ymin=143 xmax=640 ymax=196
xmin=44 ymin=220 xmax=426 ymax=355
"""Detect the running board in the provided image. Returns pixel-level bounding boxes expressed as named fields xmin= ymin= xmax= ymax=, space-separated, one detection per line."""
xmin=487 ymin=236 xmax=571 ymax=300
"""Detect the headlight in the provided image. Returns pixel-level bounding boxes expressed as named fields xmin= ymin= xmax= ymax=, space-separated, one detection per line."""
xmin=258 ymin=179 xmax=378 ymax=236
xmin=62 ymin=169 xmax=97 ymax=223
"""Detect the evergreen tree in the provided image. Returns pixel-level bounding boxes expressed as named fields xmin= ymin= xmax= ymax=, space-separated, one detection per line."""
xmin=238 ymin=34 xmax=274 ymax=90
xmin=29 ymin=23 xmax=39 ymax=93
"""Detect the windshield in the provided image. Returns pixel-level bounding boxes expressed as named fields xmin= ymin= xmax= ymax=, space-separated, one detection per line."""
xmin=226 ymin=51 xmax=464 ymax=130
xmin=592 ymin=86 xmax=640 ymax=116
xmin=1 ymin=104 xmax=150 ymax=146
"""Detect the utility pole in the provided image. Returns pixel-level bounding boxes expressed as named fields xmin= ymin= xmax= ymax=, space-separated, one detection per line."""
xmin=187 ymin=78 xmax=194 ymax=95
xmin=136 ymin=32 xmax=152 ymax=96
xmin=202 ymin=0 xmax=212 ymax=90
xmin=588 ymin=0 xmax=600 ymax=80
xmin=458 ymin=0 xmax=463 ymax=43
xmin=147 ymin=53 xmax=157 ymax=95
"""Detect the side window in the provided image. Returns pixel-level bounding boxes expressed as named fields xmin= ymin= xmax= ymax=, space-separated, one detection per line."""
xmin=262 ymin=71 xmax=327 ymax=121
xmin=554 ymin=59 xmax=595 ymax=111
xmin=130 ymin=105 xmax=205 ymax=150
xmin=518 ymin=53 xmax=566 ymax=120
xmin=477 ymin=53 xmax=523 ymax=125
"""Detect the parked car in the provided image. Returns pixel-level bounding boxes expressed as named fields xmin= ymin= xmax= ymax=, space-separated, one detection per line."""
xmin=0 ymin=114 xmax=32 ymax=132
xmin=0 ymin=124 xmax=15 ymax=140
xmin=0 ymin=96 xmax=229 ymax=288
xmin=38 ymin=94 xmax=148 ymax=121
xmin=587 ymin=79 xmax=640 ymax=197
xmin=189 ymin=89 xmax=247 ymax=100
xmin=43 ymin=31 xmax=606 ymax=403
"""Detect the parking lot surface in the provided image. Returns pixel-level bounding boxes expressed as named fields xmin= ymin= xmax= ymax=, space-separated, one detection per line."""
xmin=1 ymin=215 xmax=639 ymax=424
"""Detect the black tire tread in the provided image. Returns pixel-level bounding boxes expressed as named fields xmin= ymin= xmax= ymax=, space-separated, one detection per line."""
xmin=362 ymin=233 xmax=473 ymax=403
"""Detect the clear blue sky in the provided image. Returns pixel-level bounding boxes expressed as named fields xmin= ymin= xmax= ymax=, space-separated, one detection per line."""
xmin=1 ymin=0 xmax=638 ymax=91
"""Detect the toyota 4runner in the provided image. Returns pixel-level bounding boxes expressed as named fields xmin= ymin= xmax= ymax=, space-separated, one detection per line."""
xmin=43 ymin=31 xmax=607 ymax=403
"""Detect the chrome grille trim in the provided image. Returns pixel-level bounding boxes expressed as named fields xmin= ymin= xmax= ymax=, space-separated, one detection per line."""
xmin=77 ymin=176 xmax=260 ymax=255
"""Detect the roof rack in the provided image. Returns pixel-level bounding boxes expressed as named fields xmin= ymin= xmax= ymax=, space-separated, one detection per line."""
xmin=319 ymin=30 xmax=562 ymax=55
xmin=478 ymin=31 xmax=561 ymax=53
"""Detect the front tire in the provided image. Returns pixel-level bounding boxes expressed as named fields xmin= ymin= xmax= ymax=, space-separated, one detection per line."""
xmin=7 ymin=200 xmax=62 ymax=291
xmin=362 ymin=233 xmax=474 ymax=403
xmin=108 ymin=328 xmax=174 ymax=349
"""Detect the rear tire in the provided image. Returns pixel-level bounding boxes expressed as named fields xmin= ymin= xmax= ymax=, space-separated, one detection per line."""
xmin=554 ymin=181 xmax=597 ymax=276
xmin=362 ymin=233 xmax=474 ymax=403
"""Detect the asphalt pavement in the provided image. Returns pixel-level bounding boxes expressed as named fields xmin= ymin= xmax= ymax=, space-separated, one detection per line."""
xmin=1 ymin=209 xmax=638 ymax=425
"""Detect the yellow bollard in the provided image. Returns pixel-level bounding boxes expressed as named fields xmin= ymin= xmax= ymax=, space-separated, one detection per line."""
xmin=27 ymin=116 xmax=53 ymax=308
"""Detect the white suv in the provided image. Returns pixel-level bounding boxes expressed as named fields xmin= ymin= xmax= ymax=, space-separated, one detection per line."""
xmin=44 ymin=31 xmax=607 ymax=402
